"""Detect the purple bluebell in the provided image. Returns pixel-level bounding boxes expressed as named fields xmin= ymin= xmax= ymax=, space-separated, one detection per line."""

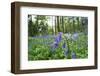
xmin=50 ymin=32 xmax=63 ymax=52
xmin=55 ymin=36 xmax=60 ymax=43
xmin=59 ymin=32 xmax=63 ymax=35
xmin=55 ymin=32 xmax=63 ymax=43
xmin=72 ymin=33 xmax=79 ymax=41
xmin=72 ymin=52 xmax=76 ymax=59
xmin=58 ymin=32 xmax=63 ymax=40
xmin=54 ymin=42 xmax=59 ymax=48
xmin=58 ymin=32 xmax=63 ymax=38
xmin=58 ymin=32 xmax=63 ymax=42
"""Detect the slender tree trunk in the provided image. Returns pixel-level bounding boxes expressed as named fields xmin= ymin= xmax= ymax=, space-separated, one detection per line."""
xmin=59 ymin=17 xmax=61 ymax=32
xmin=80 ymin=18 xmax=83 ymax=32
xmin=28 ymin=15 xmax=32 ymax=36
xmin=77 ymin=17 xmax=80 ymax=32
xmin=52 ymin=16 xmax=54 ymax=34
xmin=65 ymin=17 xmax=67 ymax=33
xmin=65 ymin=23 xmax=67 ymax=33
xmin=57 ymin=16 xmax=60 ymax=32
xmin=36 ymin=15 xmax=39 ymax=35
xmin=55 ymin=16 xmax=57 ymax=34
xmin=67 ymin=17 xmax=70 ymax=33
xmin=62 ymin=16 xmax=64 ymax=33
xmin=82 ymin=18 xmax=84 ymax=32
xmin=73 ymin=17 xmax=75 ymax=33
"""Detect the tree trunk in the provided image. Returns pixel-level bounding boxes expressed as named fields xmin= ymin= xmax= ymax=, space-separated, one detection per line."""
xmin=62 ymin=16 xmax=64 ymax=33
xmin=77 ymin=17 xmax=80 ymax=32
xmin=55 ymin=16 xmax=57 ymax=34
xmin=57 ymin=16 xmax=60 ymax=32
xmin=36 ymin=15 xmax=39 ymax=35
xmin=73 ymin=17 xmax=75 ymax=32
xmin=52 ymin=16 xmax=54 ymax=34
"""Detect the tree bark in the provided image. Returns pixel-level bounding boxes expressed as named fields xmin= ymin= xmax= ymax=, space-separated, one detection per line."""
xmin=57 ymin=16 xmax=60 ymax=32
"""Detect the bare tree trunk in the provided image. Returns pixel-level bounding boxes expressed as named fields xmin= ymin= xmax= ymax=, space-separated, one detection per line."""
xmin=28 ymin=15 xmax=33 ymax=36
xmin=80 ymin=18 xmax=83 ymax=32
xmin=55 ymin=16 xmax=57 ymax=34
xmin=77 ymin=17 xmax=80 ymax=32
xmin=73 ymin=17 xmax=75 ymax=33
xmin=62 ymin=16 xmax=64 ymax=33
xmin=36 ymin=15 xmax=39 ymax=35
xmin=67 ymin=17 xmax=70 ymax=33
xmin=52 ymin=16 xmax=54 ymax=34
xmin=57 ymin=16 xmax=60 ymax=32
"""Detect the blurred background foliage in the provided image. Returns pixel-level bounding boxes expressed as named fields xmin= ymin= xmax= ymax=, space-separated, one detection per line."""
xmin=28 ymin=15 xmax=88 ymax=36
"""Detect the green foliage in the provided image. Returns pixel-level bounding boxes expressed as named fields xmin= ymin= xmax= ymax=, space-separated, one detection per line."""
xmin=28 ymin=15 xmax=88 ymax=36
xmin=28 ymin=33 xmax=88 ymax=60
xmin=28 ymin=15 xmax=49 ymax=36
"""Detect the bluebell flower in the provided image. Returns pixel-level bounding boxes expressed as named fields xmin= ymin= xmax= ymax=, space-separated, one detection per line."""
xmin=59 ymin=32 xmax=63 ymax=37
xmin=54 ymin=42 xmax=59 ymax=48
xmin=72 ymin=52 xmax=76 ymax=59
xmin=72 ymin=33 xmax=79 ymax=41
xmin=58 ymin=35 xmax=62 ymax=41
xmin=55 ymin=36 xmax=60 ymax=43
xmin=50 ymin=32 xmax=63 ymax=53
xmin=59 ymin=32 xmax=63 ymax=35
xmin=55 ymin=32 xmax=63 ymax=43
xmin=58 ymin=32 xmax=63 ymax=41
xmin=58 ymin=32 xmax=63 ymax=38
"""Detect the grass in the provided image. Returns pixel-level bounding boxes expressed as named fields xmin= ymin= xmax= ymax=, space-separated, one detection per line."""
xmin=28 ymin=33 xmax=88 ymax=61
